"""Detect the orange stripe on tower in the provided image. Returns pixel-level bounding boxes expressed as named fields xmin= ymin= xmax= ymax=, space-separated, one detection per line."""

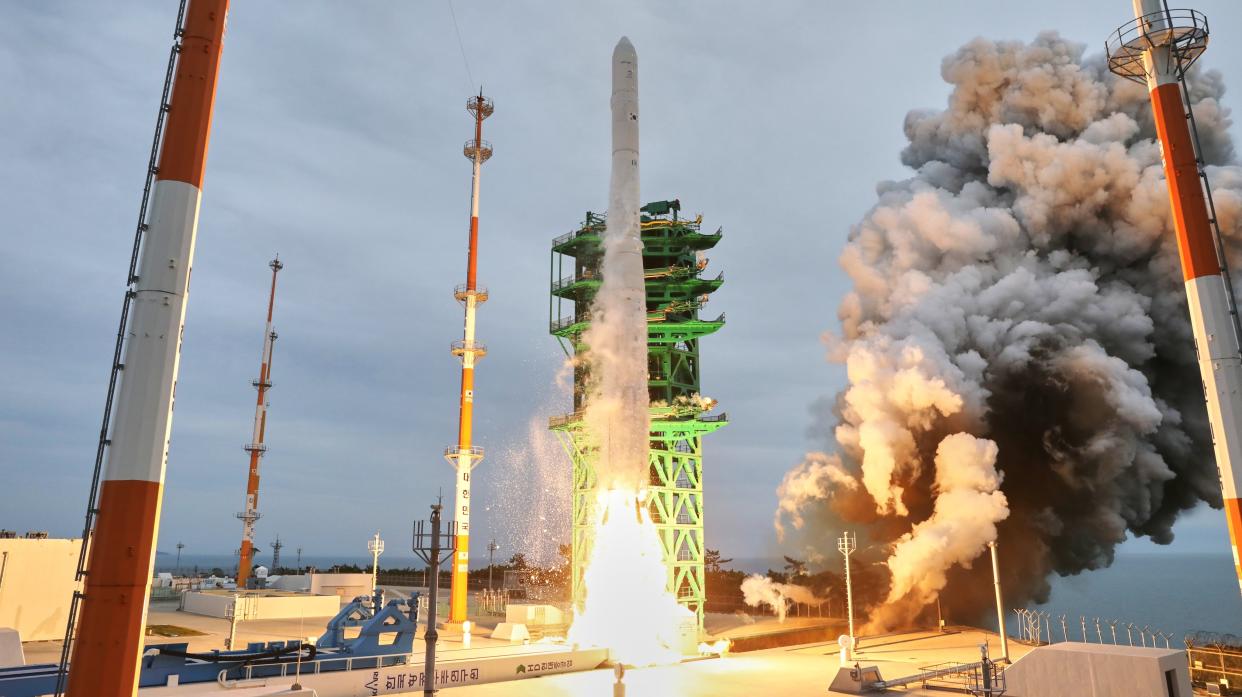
xmin=65 ymin=480 xmax=163 ymax=696
xmin=466 ymin=217 xmax=480 ymax=290
xmin=156 ymin=0 xmax=228 ymax=188
xmin=1150 ymin=82 xmax=1219 ymax=281
xmin=459 ymin=366 xmax=474 ymax=443
xmin=1226 ymin=498 xmax=1242 ymax=584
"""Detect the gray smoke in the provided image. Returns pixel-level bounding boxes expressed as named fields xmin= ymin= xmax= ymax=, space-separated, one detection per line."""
xmin=776 ymin=32 xmax=1242 ymax=629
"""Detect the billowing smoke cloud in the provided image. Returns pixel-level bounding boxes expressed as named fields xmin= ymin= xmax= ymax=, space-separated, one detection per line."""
xmin=777 ymin=32 xmax=1241 ymax=629
xmin=740 ymin=575 xmax=827 ymax=622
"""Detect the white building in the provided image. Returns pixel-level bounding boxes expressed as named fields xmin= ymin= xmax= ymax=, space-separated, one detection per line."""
xmin=0 ymin=537 xmax=82 ymax=642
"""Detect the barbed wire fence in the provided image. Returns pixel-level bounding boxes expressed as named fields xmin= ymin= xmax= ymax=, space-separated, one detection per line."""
xmin=1010 ymin=608 xmax=1174 ymax=649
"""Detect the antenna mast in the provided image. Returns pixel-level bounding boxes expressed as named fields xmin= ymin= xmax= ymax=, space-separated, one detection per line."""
xmin=237 ymin=256 xmax=283 ymax=587
xmin=445 ymin=92 xmax=494 ymax=623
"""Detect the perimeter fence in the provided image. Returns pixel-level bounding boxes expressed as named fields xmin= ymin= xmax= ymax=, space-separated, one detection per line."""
xmin=1010 ymin=608 xmax=1174 ymax=648
xmin=1186 ymin=631 xmax=1242 ymax=694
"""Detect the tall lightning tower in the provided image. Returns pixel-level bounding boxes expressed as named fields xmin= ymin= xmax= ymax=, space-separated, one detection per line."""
xmin=1107 ymin=3 xmax=1242 ymax=595
xmin=445 ymin=92 xmax=494 ymax=623
xmin=236 ymin=256 xmax=283 ymax=588
xmin=61 ymin=2 xmax=229 ymax=694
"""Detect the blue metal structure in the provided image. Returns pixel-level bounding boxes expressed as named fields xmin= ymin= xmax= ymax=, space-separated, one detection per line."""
xmin=0 ymin=594 xmax=420 ymax=697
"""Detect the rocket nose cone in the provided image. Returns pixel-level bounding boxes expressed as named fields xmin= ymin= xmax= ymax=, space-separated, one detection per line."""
xmin=614 ymin=36 xmax=636 ymax=60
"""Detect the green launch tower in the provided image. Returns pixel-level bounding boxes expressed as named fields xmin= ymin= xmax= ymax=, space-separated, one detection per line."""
xmin=549 ymin=199 xmax=726 ymax=628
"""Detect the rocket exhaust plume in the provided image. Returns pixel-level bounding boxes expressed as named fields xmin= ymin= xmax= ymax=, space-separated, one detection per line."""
xmin=567 ymin=37 xmax=690 ymax=665
xmin=776 ymin=32 xmax=1242 ymax=630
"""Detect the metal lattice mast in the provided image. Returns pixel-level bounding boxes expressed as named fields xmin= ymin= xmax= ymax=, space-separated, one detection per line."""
xmin=237 ymin=256 xmax=282 ymax=587
xmin=549 ymin=200 xmax=726 ymax=628
xmin=270 ymin=535 xmax=283 ymax=571
xmin=839 ymin=531 xmax=857 ymax=645
xmin=445 ymin=92 xmax=494 ymax=623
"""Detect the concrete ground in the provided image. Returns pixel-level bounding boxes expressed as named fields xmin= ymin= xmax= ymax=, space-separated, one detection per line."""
xmin=19 ymin=592 xmax=1029 ymax=696
xmin=704 ymin=612 xmax=839 ymax=639
xmin=19 ymin=589 xmax=514 ymax=666
xmin=451 ymin=628 xmax=1032 ymax=697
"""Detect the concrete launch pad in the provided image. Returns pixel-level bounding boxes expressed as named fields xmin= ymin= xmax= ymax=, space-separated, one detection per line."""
xmin=452 ymin=628 xmax=1031 ymax=697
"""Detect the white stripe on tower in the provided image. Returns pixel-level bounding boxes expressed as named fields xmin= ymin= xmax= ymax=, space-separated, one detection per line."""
xmin=1130 ymin=0 xmax=1242 ymax=594
xmin=67 ymin=1 xmax=229 ymax=694
xmin=449 ymin=94 xmax=492 ymax=623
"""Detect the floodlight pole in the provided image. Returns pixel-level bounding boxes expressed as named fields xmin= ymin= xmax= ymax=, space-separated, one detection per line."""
xmin=414 ymin=502 xmax=458 ymax=697
xmin=838 ymin=531 xmax=857 ymax=647
xmin=487 ymin=539 xmax=499 ymax=591
xmin=989 ymin=541 xmax=1009 ymax=661
xmin=368 ymin=531 xmax=385 ymax=594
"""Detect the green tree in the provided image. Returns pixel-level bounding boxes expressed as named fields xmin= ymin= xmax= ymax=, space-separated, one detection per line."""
xmin=705 ymin=548 xmax=733 ymax=573
xmin=783 ymin=555 xmax=807 ymax=579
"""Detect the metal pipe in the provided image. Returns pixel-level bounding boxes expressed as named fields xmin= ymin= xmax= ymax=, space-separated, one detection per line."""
xmin=989 ymin=541 xmax=1008 ymax=660
xmin=875 ymin=660 xmax=987 ymax=690
xmin=66 ymin=2 xmax=229 ymax=694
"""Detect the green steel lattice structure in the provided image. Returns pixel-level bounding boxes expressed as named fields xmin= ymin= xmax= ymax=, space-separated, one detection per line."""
xmin=548 ymin=199 xmax=726 ymax=628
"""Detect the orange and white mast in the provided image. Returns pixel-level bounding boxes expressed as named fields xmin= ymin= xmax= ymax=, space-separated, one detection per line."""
xmin=445 ymin=92 xmax=494 ymax=624
xmin=236 ymin=256 xmax=283 ymax=587
xmin=1109 ymin=2 xmax=1242 ymax=595
xmin=66 ymin=1 xmax=229 ymax=694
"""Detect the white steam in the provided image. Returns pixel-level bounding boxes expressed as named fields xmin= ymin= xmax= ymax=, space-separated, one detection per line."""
xmin=884 ymin=434 xmax=1007 ymax=605
xmin=740 ymin=574 xmax=827 ymax=623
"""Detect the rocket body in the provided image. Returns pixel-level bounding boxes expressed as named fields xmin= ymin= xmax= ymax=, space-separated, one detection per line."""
xmin=611 ymin=37 xmax=639 ymax=191
xmin=1129 ymin=0 xmax=1242 ymax=595
xmin=591 ymin=36 xmax=648 ymax=488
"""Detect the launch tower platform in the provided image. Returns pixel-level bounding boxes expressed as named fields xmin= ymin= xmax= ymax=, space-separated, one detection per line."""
xmin=548 ymin=199 xmax=727 ymax=629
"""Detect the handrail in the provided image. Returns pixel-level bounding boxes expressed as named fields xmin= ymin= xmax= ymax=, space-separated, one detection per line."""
xmin=1106 ymin=8 xmax=1208 ymax=84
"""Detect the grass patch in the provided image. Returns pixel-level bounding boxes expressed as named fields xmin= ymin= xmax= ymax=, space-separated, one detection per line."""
xmin=145 ymin=624 xmax=206 ymax=637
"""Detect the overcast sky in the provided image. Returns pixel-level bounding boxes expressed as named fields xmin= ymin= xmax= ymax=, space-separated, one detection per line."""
xmin=3 ymin=0 xmax=1242 ymax=569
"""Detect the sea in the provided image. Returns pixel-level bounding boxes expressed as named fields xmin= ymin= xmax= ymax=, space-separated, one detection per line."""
xmin=726 ymin=552 xmax=1242 ymax=644
xmin=1011 ymin=552 xmax=1242 ymax=644
xmin=164 ymin=551 xmax=1242 ymax=644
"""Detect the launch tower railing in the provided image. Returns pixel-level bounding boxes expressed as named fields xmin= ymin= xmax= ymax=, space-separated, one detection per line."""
xmin=1106 ymin=8 xmax=1242 ymax=353
xmin=54 ymin=2 xmax=189 ymax=694
xmin=1105 ymin=9 xmax=1208 ymax=81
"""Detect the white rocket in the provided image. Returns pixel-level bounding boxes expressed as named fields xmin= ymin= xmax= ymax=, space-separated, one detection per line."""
xmin=593 ymin=36 xmax=649 ymax=487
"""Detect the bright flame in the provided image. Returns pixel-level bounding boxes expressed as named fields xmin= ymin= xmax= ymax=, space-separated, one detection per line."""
xmin=698 ymin=639 xmax=731 ymax=656
xmin=567 ymin=488 xmax=691 ymax=665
